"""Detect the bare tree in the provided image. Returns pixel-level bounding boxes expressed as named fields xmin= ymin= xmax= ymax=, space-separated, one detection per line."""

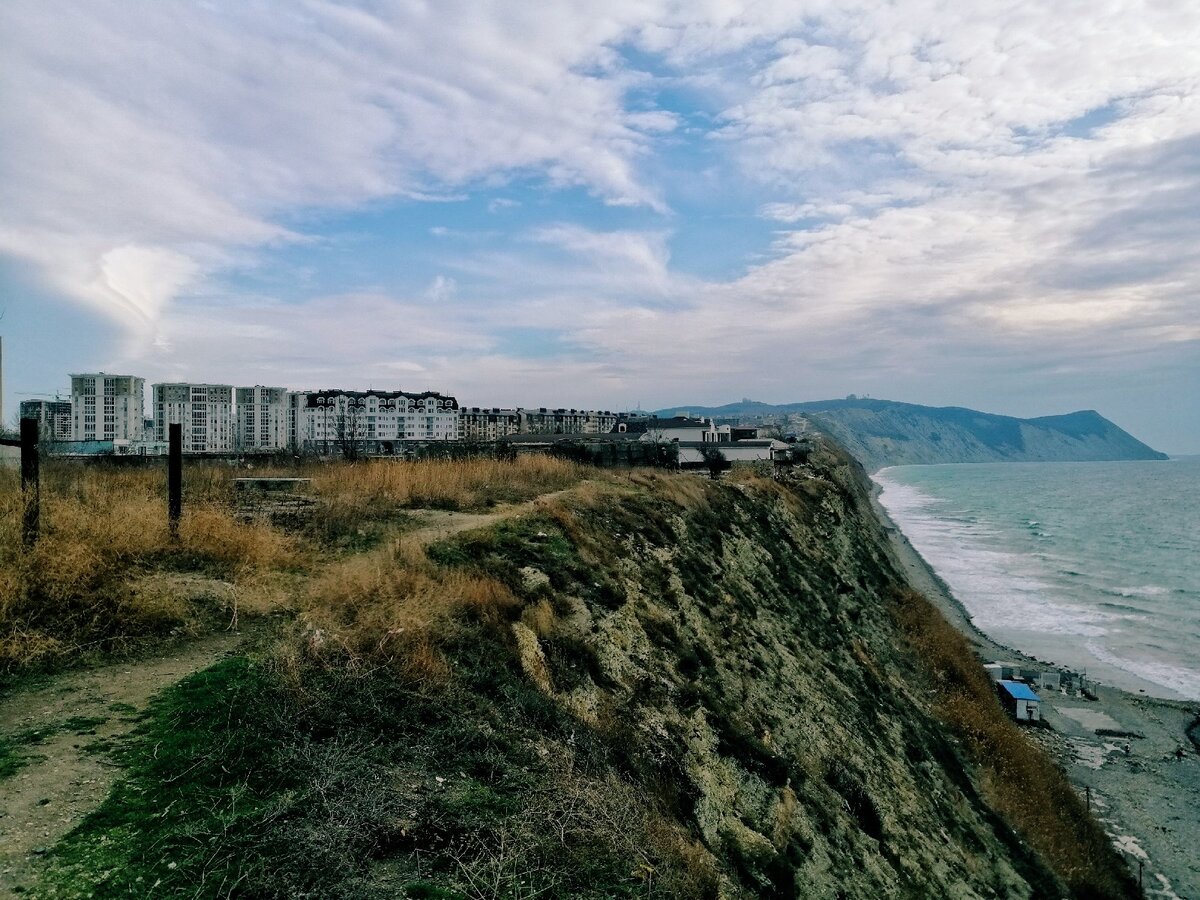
xmin=334 ymin=399 xmax=366 ymax=461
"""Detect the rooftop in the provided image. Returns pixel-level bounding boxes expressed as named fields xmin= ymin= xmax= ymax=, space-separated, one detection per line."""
xmin=997 ymin=680 xmax=1040 ymax=702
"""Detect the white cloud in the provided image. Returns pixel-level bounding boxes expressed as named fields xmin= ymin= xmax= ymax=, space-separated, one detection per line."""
xmin=528 ymin=224 xmax=673 ymax=292
xmin=425 ymin=275 xmax=458 ymax=303
xmin=0 ymin=0 xmax=678 ymax=330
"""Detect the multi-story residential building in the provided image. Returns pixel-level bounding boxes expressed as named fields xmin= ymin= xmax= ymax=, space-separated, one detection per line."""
xmin=518 ymin=408 xmax=618 ymax=435
xmin=71 ymin=374 xmax=145 ymax=441
xmin=459 ymin=407 xmax=618 ymax=439
xmin=460 ymin=407 xmax=522 ymax=441
xmin=292 ymin=389 xmax=460 ymax=454
xmin=235 ymin=386 xmax=289 ymax=451
xmin=19 ymin=399 xmax=73 ymax=441
xmin=153 ymin=383 xmax=234 ymax=453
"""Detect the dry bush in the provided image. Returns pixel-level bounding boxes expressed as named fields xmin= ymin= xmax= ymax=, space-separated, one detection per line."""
xmin=439 ymin=744 xmax=718 ymax=899
xmin=182 ymin=506 xmax=298 ymax=569
xmin=0 ymin=463 xmax=300 ymax=671
xmin=890 ymin=587 xmax=1136 ymax=899
xmin=520 ymin=599 xmax=556 ymax=637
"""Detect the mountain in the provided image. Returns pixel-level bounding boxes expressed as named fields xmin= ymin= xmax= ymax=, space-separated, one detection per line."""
xmin=656 ymin=398 xmax=1169 ymax=470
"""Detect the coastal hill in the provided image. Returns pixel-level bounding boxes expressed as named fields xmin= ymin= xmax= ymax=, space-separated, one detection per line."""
xmin=0 ymin=449 xmax=1136 ymax=896
xmin=658 ymin=398 xmax=1168 ymax=470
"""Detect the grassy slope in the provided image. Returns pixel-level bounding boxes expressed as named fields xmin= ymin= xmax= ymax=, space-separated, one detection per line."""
xmin=16 ymin=450 xmax=1136 ymax=898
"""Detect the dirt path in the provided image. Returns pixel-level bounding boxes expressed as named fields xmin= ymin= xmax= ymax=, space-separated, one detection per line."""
xmin=0 ymin=630 xmax=249 ymax=896
xmin=0 ymin=489 xmax=581 ymax=897
xmin=401 ymin=487 xmax=580 ymax=546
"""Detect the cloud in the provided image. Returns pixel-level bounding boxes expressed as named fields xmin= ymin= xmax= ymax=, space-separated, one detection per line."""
xmin=0 ymin=0 xmax=677 ymax=329
xmin=528 ymin=224 xmax=673 ymax=291
xmin=425 ymin=275 xmax=458 ymax=303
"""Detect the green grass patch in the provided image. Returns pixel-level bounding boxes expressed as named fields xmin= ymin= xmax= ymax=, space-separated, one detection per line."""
xmin=0 ymin=724 xmax=65 ymax=780
xmin=39 ymin=623 xmax=691 ymax=899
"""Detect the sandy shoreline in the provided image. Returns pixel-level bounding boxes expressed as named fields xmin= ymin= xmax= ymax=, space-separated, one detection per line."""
xmin=869 ymin=486 xmax=1200 ymax=899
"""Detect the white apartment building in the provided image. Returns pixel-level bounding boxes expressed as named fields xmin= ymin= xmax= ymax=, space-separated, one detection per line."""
xmin=235 ymin=386 xmax=289 ymax=451
xmin=19 ymin=399 xmax=73 ymax=441
xmin=71 ymin=374 xmax=145 ymax=442
xmin=292 ymin=389 xmax=460 ymax=454
xmin=153 ymin=383 xmax=234 ymax=453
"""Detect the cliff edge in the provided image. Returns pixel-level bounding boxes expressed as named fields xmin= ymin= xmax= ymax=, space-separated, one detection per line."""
xmin=30 ymin=446 xmax=1135 ymax=898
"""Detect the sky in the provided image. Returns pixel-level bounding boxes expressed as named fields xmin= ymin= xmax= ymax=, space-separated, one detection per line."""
xmin=1 ymin=1 xmax=1198 ymax=452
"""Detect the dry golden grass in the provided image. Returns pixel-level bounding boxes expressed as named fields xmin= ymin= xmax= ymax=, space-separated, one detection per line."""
xmin=0 ymin=463 xmax=299 ymax=670
xmin=299 ymin=531 xmax=520 ymax=686
xmin=308 ymin=454 xmax=585 ymax=511
xmin=890 ymin=587 xmax=1135 ymax=899
xmin=0 ymin=454 xmax=592 ymax=674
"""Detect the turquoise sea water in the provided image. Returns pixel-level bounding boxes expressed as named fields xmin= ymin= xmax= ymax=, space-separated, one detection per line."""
xmin=874 ymin=457 xmax=1200 ymax=701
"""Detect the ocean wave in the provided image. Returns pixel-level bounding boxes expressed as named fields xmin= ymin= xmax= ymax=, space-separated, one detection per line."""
xmin=876 ymin=459 xmax=1200 ymax=700
xmin=1095 ymin=600 xmax=1148 ymax=617
xmin=1083 ymin=640 xmax=1200 ymax=701
xmin=1111 ymin=585 xmax=1170 ymax=598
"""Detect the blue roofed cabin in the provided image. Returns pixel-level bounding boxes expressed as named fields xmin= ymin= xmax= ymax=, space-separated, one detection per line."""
xmin=997 ymin=680 xmax=1041 ymax=723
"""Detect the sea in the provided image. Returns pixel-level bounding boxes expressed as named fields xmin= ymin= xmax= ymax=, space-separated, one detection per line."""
xmin=874 ymin=457 xmax=1200 ymax=701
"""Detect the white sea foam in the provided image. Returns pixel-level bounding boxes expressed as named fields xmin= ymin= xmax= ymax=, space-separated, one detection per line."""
xmin=876 ymin=473 xmax=1113 ymax=638
xmin=1083 ymin=641 xmax=1200 ymax=701
xmin=1113 ymin=585 xmax=1170 ymax=598
xmin=873 ymin=460 xmax=1200 ymax=700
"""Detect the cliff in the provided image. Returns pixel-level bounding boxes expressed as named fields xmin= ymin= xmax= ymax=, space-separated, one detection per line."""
xmin=660 ymin=399 xmax=1168 ymax=470
xmin=37 ymin=447 xmax=1134 ymax=898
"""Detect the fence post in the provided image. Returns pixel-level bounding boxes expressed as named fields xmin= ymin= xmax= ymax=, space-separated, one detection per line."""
xmin=168 ymin=423 xmax=182 ymax=538
xmin=20 ymin=417 xmax=39 ymax=547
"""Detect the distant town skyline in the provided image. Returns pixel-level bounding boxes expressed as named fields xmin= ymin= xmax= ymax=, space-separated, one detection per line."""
xmin=2 ymin=2 xmax=1198 ymax=452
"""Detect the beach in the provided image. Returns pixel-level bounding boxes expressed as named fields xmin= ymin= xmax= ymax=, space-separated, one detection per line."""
xmin=871 ymin=488 xmax=1200 ymax=900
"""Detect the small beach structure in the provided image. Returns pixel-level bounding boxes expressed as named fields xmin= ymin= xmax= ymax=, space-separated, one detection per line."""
xmin=997 ymin=680 xmax=1041 ymax=723
xmin=984 ymin=663 xmax=1061 ymax=692
xmin=984 ymin=662 xmax=1021 ymax=682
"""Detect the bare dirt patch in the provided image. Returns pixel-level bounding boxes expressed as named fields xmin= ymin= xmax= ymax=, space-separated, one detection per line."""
xmin=0 ymin=630 xmax=249 ymax=895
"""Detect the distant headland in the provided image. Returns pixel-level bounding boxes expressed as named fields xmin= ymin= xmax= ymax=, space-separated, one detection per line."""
xmin=656 ymin=398 xmax=1169 ymax=470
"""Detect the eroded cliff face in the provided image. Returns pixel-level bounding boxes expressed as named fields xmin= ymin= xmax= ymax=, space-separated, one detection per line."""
xmin=432 ymin=443 xmax=1064 ymax=898
xmin=38 ymin=445 xmax=1105 ymax=898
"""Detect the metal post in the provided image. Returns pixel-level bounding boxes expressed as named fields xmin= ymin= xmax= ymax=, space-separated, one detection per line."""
xmin=168 ymin=423 xmax=182 ymax=538
xmin=1085 ymin=786 xmax=1090 ymax=811
xmin=20 ymin=417 xmax=39 ymax=547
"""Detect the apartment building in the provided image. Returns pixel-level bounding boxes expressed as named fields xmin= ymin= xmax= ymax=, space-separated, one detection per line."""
xmin=292 ymin=389 xmax=460 ymax=454
xmin=460 ymin=407 xmax=522 ymax=441
xmin=235 ymin=386 xmax=289 ymax=451
xmin=19 ymin=399 xmax=73 ymax=441
xmin=153 ymin=383 xmax=234 ymax=453
xmin=71 ymin=374 xmax=145 ymax=441
xmin=518 ymin=408 xmax=618 ymax=435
